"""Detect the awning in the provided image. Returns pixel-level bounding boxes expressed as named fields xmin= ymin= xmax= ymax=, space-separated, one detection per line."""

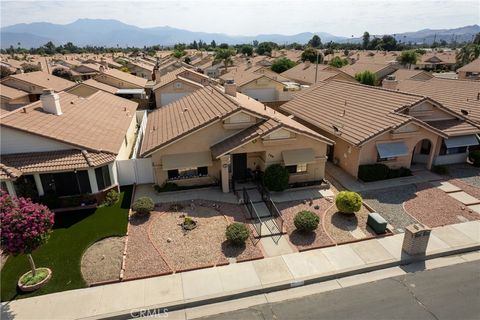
xmin=376 ymin=142 xmax=409 ymax=158
xmin=444 ymin=135 xmax=479 ymax=148
xmin=282 ymin=148 xmax=315 ymax=166
xmin=162 ymin=152 xmax=213 ymax=170
xmin=116 ymin=88 xmax=146 ymax=95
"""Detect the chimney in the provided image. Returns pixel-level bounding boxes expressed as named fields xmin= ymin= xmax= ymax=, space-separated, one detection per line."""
xmin=40 ymin=89 xmax=62 ymax=115
xmin=224 ymin=80 xmax=237 ymax=97
xmin=37 ymin=62 xmax=43 ymax=71
xmin=99 ymin=65 xmax=106 ymax=73
xmin=382 ymin=75 xmax=398 ymax=90
xmin=100 ymin=58 xmax=108 ymax=68
xmin=246 ymin=60 xmax=252 ymax=69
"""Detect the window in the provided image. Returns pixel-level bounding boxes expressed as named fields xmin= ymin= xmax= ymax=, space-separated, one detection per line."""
xmin=285 ymin=163 xmax=307 ymax=174
xmin=95 ymin=165 xmax=112 ymax=191
xmin=167 ymin=166 xmax=208 ymax=180
xmin=439 ymin=141 xmax=468 ymax=155
xmin=40 ymin=170 xmax=91 ymax=196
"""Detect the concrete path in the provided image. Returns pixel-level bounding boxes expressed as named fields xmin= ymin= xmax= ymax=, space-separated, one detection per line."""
xmin=2 ymin=221 xmax=478 ymax=320
xmin=134 ymin=184 xmax=238 ymax=204
xmin=326 ymin=162 xmax=442 ymax=192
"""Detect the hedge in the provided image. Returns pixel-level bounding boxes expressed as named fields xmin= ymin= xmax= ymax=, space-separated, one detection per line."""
xmin=358 ymin=164 xmax=411 ymax=182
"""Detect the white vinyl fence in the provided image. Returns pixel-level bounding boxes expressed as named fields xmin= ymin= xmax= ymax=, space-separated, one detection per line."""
xmin=116 ymin=158 xmax=154 ymax=186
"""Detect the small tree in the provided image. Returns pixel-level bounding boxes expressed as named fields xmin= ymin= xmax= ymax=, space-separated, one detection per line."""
xmin=335 ymin=191 xmax=362 ymax=214
xmin=22 ymin=64 xmax=41 ymax=73
xmin=263 ymin=164 xmax=289 ymax=192
xmin=355 ymin=71 xmax=376 ymax=86
xmin=52 ymin=67 xmax=73 ymax=81
xmin=329 ymin=56 xmax=349 ymax=68
xmin=225 ymin=222 xmax=249 ymax=245
xmin=301 ymin=47 xmax=322 ymax=63
xmin=308 ymin=35 xmax=322 ymax=48
xmin=214 ymin=48 xmax=236 ymax=72
xmin=0 ymin=191 xmax=54 ymax=277
xmin=397 ymin=50 xmax=419 ymax=69
xmin=240 ymin=45 xmax=254 ymax=56
xmin=271 ymin=58 xmax=296 ymax=73
xmin=294 ymin=211 xmax=319 ymax=232
xmin=1 ymin=65 xmax=13 ymax=79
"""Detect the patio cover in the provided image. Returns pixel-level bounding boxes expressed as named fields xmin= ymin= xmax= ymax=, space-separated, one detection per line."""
xmin=444 ymin=135 xmax=479 ymax=148
xmin=376 ymin=142 xmax=409 ymax=158
xmin=162 ymin=151 xmax=213 ymax=170
xmin=282 ymin=148 xmax=315 ymax=166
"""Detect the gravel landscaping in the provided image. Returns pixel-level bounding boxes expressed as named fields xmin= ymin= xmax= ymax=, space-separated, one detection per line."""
xmin=404 ymin=183 xmax=479 ymax=227
xmin=324 ymin=205 xmax=376 ymax=244
xmin=124 ymin=201 xmax=263 ymax=279
xmin=448 ymin=179 xmax=480 ymax=200
xmin=361 ymin=184 xmax=419 ymax=233
xmin=446 ymin=164 xmax=480 ymax=188
xmin=81 ymin=237 xmax=125 ymax=285
xmin=277 ymin=199 xmax=335 ymax=250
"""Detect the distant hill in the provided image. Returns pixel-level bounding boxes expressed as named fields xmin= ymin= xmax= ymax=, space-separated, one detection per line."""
xmin=1 ymin=19 xmax=478 ymax=48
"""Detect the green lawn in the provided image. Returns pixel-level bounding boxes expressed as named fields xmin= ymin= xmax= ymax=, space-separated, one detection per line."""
xmin=1 ymin=186 xmax=132 ymax=301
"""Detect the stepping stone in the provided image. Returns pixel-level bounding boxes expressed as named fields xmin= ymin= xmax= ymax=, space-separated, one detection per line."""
xmin=436 ymin=181 xmax=462 ymax=193
xmin=448 ymin=191 xmax=480 ymax=205
xmin=349 ymin=227 xmax=366 ymax=239
xmin=468 ymin=204 xmax=480 ymax=214
xmin=320 ymin=189 xmax=335 ymax=198
xmin=456 ymin=215 xmax=469 ymax=223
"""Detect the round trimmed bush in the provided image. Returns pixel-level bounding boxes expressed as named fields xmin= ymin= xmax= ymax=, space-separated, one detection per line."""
xmin=132 ymin=197 xmax=154 ymax=216
xmin=103 ymin=189 xmax=119 ymax=206
xmin=263 ymin=164 xmax=289 ymax=192
xmin=225 ymin=222 xmax=250 ymax=245
xmin=293 ymin=211 xmax=319 ymax=232
xmin=469 ymin=150 xmax=480 ymax=167
xmin=335 ymin=191 xmax=362 ymax=214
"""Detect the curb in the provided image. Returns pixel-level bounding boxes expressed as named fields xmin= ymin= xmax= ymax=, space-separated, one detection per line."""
xmin=89 ymin=243 xmax=480 ymax=320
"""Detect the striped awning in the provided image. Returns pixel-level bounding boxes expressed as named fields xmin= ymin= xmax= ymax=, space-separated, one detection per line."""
xmin=162 ymin=151 xmax=212 ymax=170
xmin=376 ymin=142 xmax=409 ymax=158
xmin=444 ymin=135 xmax=479 ymax=148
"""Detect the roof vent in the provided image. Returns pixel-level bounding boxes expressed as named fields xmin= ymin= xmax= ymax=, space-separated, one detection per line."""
xmin=333 ymin=125 xmax=340 ymax=135
xmin=461 ymin=109 xmax=469 ymax=116
xmin=183 ymin=108 xmax=188 ymax=112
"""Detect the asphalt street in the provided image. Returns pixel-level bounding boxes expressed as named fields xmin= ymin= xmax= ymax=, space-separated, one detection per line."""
xmin=199 ymin=261 xmax=480 ymax=320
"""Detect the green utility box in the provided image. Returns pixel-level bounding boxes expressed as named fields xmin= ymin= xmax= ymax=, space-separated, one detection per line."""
xmin=367 ymin=212 xmax=387 ymax=234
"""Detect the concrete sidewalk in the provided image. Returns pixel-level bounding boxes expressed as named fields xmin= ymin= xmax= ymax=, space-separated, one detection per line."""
xmin=2 ymin=221 xmax=479 ymax=320
xmin=326 ymin=162 xmax=442 ymax=192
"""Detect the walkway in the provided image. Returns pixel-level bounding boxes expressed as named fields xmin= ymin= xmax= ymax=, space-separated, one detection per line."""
xmin=434 ymin=181 xmax=480 ymax=214
xmin=134 ymin=184 xmax=238 ymax=204
xmin=326 ymin=162 xmax=443 ymax=192
xmin=2 ymin=221 xmax=478 ymax=320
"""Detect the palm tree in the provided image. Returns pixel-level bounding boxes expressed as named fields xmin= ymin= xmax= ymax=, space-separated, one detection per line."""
xmin=456 ymin=46 xmax=472 ymax=67
xmin=214 ymin=48 xmax=235 ymax=72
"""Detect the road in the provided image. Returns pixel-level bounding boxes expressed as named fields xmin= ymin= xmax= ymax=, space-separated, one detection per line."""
xmin=199 ymin=261 xmax=480 ymax=320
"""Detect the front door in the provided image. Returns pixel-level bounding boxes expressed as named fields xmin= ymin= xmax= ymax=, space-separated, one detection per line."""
xmin=232 ymin=153 xmax=247 ymax=181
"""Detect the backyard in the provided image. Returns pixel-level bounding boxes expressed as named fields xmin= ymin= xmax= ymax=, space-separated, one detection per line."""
xmin=0 ymin=186 xmax=132 ymax=301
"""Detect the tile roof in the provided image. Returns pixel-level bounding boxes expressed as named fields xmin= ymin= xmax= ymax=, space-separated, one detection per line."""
xmin=340 ymin=61 xmax=395 ymax=77
xmin=78 ymin=79 xmax=118 ymax=94
xmin=1 ymin=150 xmax=116 ymax=178
xmin=427 ymin=119 xmax=480 ymax=136
xmin=457 ymin=58 xmax=480 ymax=73
xmin=391 ymin=69 xmax=433 ymax=81
xmin=2 ymin=71 xmax=75 ymax=91
xmin=280 ymin=63 xmax=354 ymax=85
xmin=0 ymin=84 xmax=29 ymax=100
xmin=140 ymin=86 xmax=332 ymax=157
xmin=97 ymin=69 xmax=148 ymax=88
xmin=1 ymin=91 xmax=137 ymax=154
xmin=280 ymin=80 xmax=440 ymax=146
xmin=152 ymin=67 xmax=209 ymax=90
xmin=395 ymin=78 xmax=480 ymax=123
xmin=0 ymin=163 xmax=23 ymax=180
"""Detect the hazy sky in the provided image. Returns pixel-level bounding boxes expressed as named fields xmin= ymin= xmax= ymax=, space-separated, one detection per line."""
xmin=1 ymin=0 xmax=478 ymax=36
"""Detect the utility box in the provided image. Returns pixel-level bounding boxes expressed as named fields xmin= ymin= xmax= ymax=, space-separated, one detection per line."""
xmin=402 ymin=224 xmax=431 ymax=256
xmin=367 ymin=212 xmax=387 ymax=234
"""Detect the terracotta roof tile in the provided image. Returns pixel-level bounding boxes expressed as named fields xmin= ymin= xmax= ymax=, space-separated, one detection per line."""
xmin=2 ymin=71 xmax=75 ymax=91
xmin=0 ymin=83 xmax=29 ymax=100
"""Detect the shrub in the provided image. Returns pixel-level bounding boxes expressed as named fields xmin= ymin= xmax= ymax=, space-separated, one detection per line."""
xmin=132 ymin=197 xmax=154 ymax=216
xmin=103 ymin=189 xmax=119 ymax=206
xmin=387 ymin=167 xmax=412 ymax=179
xmin=293 ymin=211 xmax=319 ymax=232
xmin=335 ymin=191 xmax=362 ymax=214
xmin=271 ymin=57 xmax=296 ymax=73
xmin=225 ymin=222 xmax=250 ymax=245
xmin=263 ymin=164 xmax=289 ymax=192
xmin=358 ymin=164 xmax=389 ymax=182
xmin=52 ymin=67 xmax=73 ymax=81
xmin=432 ymin=165 xmax=449 ymax=175
xmin=154 ymin=182 xmax=179 ymax=192
xmin=468 ymin=150 xmax=480 ymax=167
xmin=354 ymin=70 xmax=376 ymax=86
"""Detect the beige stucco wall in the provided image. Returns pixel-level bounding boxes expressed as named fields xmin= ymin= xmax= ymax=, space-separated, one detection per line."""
xmin=95 ymin=74 xmax=142 ymax=89
xmin=153 ymin=79 xmax=201 ymax=107
xmin=239 ymin=77 xmax=284 ymax=100
xmin=116 ymin=116 xmax=138 ymax=160
xmin=408 ymin=100 xmax=455 ymax=122
xmin=2 ymin=78 xmax=43 ymax=94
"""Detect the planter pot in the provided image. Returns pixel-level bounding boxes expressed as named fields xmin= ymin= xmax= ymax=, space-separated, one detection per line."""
xmin=17 ymin=268 xmax=52 ymax=292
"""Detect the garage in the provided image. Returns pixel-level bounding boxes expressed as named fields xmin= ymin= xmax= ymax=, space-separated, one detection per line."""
xmin=242 ymin=88 xmax=277 ymax=102
xmin=160 ymin=92 xmax=190 ymax=106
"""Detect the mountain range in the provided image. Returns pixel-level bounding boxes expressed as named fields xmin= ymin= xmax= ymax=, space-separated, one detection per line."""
xmin=1 ymin=19 xmax=478 ymax=49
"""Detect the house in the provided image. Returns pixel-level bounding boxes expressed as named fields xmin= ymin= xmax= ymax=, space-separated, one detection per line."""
xmin=0 ymin=84 xmax=30 ymax=112
xmin=139 ymin=84 xmax=333 ymax=193
xmin=1 ymin=71 xmax=75 ymax=102
xmin=0 ymin=89 xmax=138 ymax=199
xmin=74 ymin=63 xmax=103 ymax=80
xmin=457 ymin=59 xmax=480 ymax=80
xmin=414 ymin=51 xmax=456 ymax=71
xmin=67 ymin=78 xmax=119 ymax=97
xmin=389 ymin=69 xmax=434 ymax=81
xmin=280 ymin=80 xmax=480 ymax=179
xmin=151 ymin=67 xmax=210 ymax=107
xmin=340 ymin=61 xmax=398 ymax=82
xmin=125 ymin=59 xmax=154 ymax=80
xmin=281 ymin=61 xmax=357 ymax=85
